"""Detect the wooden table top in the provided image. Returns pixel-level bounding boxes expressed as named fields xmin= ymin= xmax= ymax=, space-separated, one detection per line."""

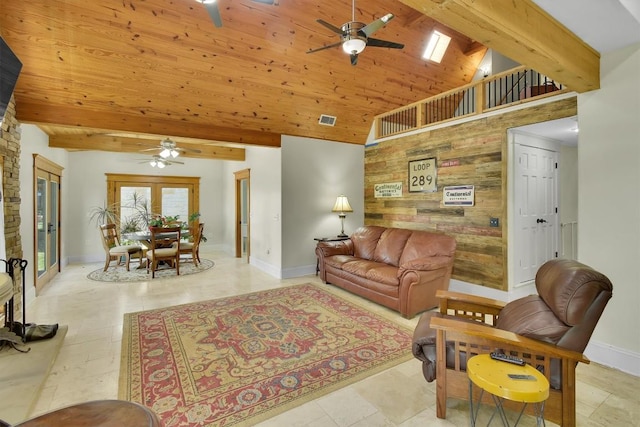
xmin=13 ymin=400 xmax=162 ymax=427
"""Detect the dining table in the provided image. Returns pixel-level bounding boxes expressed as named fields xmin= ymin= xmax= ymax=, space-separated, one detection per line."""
xmin=123 ymin=229 xmax=190 ymax=250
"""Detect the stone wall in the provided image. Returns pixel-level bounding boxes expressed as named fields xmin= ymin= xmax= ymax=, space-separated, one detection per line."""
xmin=0 ymin=96 xmax=24 ymax=316
xmin=365 ymin=97 xmax=577 ymax=290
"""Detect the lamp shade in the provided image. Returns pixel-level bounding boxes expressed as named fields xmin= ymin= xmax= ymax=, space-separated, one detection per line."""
xmin=342 ymin=38 xmax=366 ymax=55
xmin=332 ymin=195 xmax=353 ymax=213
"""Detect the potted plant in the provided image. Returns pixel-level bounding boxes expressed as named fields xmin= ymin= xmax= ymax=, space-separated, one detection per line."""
xmin=88 ymin=202 xmax=118 ymax=228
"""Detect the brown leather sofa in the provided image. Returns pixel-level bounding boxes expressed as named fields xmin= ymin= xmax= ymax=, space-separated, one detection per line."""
xmin=315 ymin=225 xmax=456 ymax=318
xmin=411 ymin=259 xmax=613 ymax=426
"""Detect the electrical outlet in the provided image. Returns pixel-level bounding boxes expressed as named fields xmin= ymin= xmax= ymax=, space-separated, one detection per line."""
xmin=490 ymin=217 xmax=499 ymax=227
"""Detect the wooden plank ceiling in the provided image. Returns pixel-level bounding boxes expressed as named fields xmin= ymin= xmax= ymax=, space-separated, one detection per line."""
xmin=0 ymin=0 xmax=598 ymax=160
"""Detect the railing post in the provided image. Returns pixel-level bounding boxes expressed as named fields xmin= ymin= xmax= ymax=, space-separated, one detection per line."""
xmin=416 ymin=103 xmax=424 ymax=128
xmin=475 ymin=80 xmax=485 ymax=115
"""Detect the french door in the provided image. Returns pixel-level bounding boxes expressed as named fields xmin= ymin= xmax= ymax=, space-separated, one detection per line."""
xmin=34 ymin=155 xmax=63 ymax=294
xmin=106 ymin=174 xmax=199 ymax=231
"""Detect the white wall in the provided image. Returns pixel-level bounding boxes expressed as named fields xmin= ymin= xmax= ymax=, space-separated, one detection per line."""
xmin=219 ymin=136 xmax=364 ymax=279
xmin=64 ymin=150 xmax=225 ymax=263
xmin=18 ymin=125 xmax=69 ymax=304
xmin=222 ymin=145 xmax=283 ymax=276
xmin=281 ymin=136 xmax=364 ymax=277
xmin=578 ymin=42 xmax=640 ymax=375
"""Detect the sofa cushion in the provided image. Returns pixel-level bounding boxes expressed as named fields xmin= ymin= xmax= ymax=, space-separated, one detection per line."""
xmin=351 ymin=226 xmax=386 ymax=260
xmin=324 ymin=255 xmax=359 ymax=270
xmin=365 ymin=265 xmax=400 ymax=286
xmin=399 ymin=231 xmax=456 ymax=267
xmin=342 ymin=259 xmax=387 ymax=278
xmin=373 ymin=228 xmax=413 ymax=267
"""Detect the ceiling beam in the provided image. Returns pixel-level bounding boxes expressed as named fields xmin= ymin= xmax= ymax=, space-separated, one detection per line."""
xmin=398 ymin=0 xmax=600 ymax=93
xmin=48 ymin=134 xmax=246 ymax=161
xmin=16 ymin=102 xmax=282 ymax=147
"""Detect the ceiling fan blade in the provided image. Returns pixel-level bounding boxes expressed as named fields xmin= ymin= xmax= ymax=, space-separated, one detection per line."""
xmin=203 ymin=2 xmax=223 ymax=28
xmin=307 ymin=41 xmax=343 ymax=54
xmin=360 ymin=13 xmax=394 ymax=37
xmin=350 ymin=53 xmax=359 ymax=66
xmin=316 ymin=19 xmax=344 ymax=35
xmin=367 ymin=38 xmax=404 ymax=49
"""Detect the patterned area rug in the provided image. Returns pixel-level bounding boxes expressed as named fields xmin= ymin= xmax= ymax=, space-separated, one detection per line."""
xmin=119 ymin=283 xmax=413 ymax=426
xmin=87 ymin=259 xmax=214 ymax=282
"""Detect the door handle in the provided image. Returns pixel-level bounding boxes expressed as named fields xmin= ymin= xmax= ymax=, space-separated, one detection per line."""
xmin=536 ymin=218 xmax=547 ymax=224
xmin=47 ymin=223 xmax=54 ymax=233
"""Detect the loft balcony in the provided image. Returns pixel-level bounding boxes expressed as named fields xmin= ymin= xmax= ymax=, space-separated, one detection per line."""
xmin=374 ymin=65 xmax=568 ymax=139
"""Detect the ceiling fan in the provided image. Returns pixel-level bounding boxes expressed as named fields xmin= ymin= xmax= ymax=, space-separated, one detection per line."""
xmin=195 ymin=0 xmax=276 ymax=28
xmin=140 ymin=138 xmax=201 ymax=159
xmin=138 ymin=155 xmax=185 ymax=169
xmin=307 ymin=0 xmax=404 ymax=65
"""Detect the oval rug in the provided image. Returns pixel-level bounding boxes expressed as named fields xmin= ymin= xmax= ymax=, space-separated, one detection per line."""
xmin=87 ymin=259 xmax=214 ymax=283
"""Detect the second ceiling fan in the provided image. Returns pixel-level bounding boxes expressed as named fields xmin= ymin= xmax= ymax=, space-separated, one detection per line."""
xmin=307 ymin=0 xmax=404 ymax=65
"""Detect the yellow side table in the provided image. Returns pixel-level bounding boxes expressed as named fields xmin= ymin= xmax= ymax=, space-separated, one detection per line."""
xmin=467 ymin=354 xmax=549 ymax=426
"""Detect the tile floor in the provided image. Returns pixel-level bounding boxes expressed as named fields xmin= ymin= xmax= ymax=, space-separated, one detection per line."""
xmin=17 ymin=249 xmax=640 ymax=426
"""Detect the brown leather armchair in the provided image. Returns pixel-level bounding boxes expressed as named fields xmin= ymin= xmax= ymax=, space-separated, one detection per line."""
xmin=412 ymin=259 xmax=613 ymax=427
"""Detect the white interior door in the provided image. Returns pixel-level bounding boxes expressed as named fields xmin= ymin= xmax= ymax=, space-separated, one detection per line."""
xmin=513 ymin=143 xmax=559 ymax=284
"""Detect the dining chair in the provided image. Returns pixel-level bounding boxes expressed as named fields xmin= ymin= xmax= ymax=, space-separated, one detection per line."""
xmin=99 ymin=224 xmax=144 ymax=272
xmin=174 ymin=223 xmax=204 ymax=266
xmin=146 ymin=226 xmax=182 ymax=278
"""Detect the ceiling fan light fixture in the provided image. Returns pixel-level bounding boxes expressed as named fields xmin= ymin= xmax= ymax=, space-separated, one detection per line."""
xmin=170 ymin=149 xmax=180 ymax=158
xmin=150 ymin=159 xmax=157 ymax=167
xmin=157 ymin=160 xmax=166 ymax=169
xmin=159 ymin=148 xmax=171 ymax=158
xmin=342 ymin=37 xmax=366 ymax=55
xmin=422 ymin=30 xmax=451 ymax=63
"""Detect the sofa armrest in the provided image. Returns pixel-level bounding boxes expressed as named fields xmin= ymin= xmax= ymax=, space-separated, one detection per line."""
xmin=430 ymin=315 xmax=589 ymax=364
xmin=435 ymin=289 xmax=506 ymax=324
xmin=315 ymin=239 xmax=354 ymax=257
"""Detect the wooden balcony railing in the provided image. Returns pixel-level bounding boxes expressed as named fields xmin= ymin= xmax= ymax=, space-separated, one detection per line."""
xmin=374 ymin=66 xmax=568 ymax=139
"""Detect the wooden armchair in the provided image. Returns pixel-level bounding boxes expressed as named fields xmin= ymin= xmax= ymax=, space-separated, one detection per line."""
xmin=412 ymin=259 xmax=613 ymax=427
xmin=99 ymin=224 xmax=144 ymax=271
xmin=146 ymin=226 xmax=182 ymax=278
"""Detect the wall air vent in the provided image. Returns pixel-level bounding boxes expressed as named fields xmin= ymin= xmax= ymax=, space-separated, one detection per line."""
xmin=318 ymin=114 xmax=337 ymax=126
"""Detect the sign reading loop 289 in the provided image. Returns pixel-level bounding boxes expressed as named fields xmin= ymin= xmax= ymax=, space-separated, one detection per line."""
xmin=408 ymin=158 xmax=437 ymax=193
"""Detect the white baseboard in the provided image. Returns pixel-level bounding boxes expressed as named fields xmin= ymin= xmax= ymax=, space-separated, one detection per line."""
xmin=281 ymin=264 xmax=316 ymax=279
xmin=585 ymin=340 xmax=640 ymax=377
xmin=249 ymin=256 xmax=282 ymax=279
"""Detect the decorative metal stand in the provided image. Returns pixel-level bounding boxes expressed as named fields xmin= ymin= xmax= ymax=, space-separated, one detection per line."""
xmin=0 ymin=258 xmax=29 ymax=352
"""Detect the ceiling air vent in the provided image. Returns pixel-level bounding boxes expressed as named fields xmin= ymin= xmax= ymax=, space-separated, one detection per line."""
xmin=318 ymin=114 xmax=337 ymax=126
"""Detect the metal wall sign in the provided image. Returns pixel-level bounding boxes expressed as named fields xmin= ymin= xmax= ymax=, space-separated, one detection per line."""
xmin=374 ymin=182 xmax=403 ymax=198
xmin=408 ymin=158 xmax=437 ymax=193
xmin=443 ymin=185 xmax=475 ymax=206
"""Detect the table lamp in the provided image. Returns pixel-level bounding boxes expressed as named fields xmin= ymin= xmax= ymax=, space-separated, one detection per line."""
xmin=332 ymin=195 xmax=353 ymax=238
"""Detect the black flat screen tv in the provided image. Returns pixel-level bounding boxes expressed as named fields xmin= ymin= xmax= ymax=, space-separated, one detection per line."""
xmin=0 ymin=36 xmax=22 ymax=122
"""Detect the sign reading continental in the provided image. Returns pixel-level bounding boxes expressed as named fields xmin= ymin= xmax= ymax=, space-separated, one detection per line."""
xmin=374 ymin=182 xmax=403 ymax=198
xmin=443 ymin=185 xmax=475 ymax=206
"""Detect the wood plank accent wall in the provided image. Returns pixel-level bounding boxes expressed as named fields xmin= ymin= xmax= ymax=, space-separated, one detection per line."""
xmin=364 ymin=97 xmax=577 ymax=290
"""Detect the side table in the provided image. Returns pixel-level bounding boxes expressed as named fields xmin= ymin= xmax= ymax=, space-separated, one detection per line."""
xmin=467 ymin=354 xmax=549 ymax=426
xmin=12 ymin=400 xmax=162 ymax=427
xmin=314 ymin=236 xmax=349 ymax=275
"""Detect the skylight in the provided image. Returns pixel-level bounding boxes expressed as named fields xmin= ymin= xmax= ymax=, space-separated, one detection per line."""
xmin=422 ymin=30 xmax=451 ymax=63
